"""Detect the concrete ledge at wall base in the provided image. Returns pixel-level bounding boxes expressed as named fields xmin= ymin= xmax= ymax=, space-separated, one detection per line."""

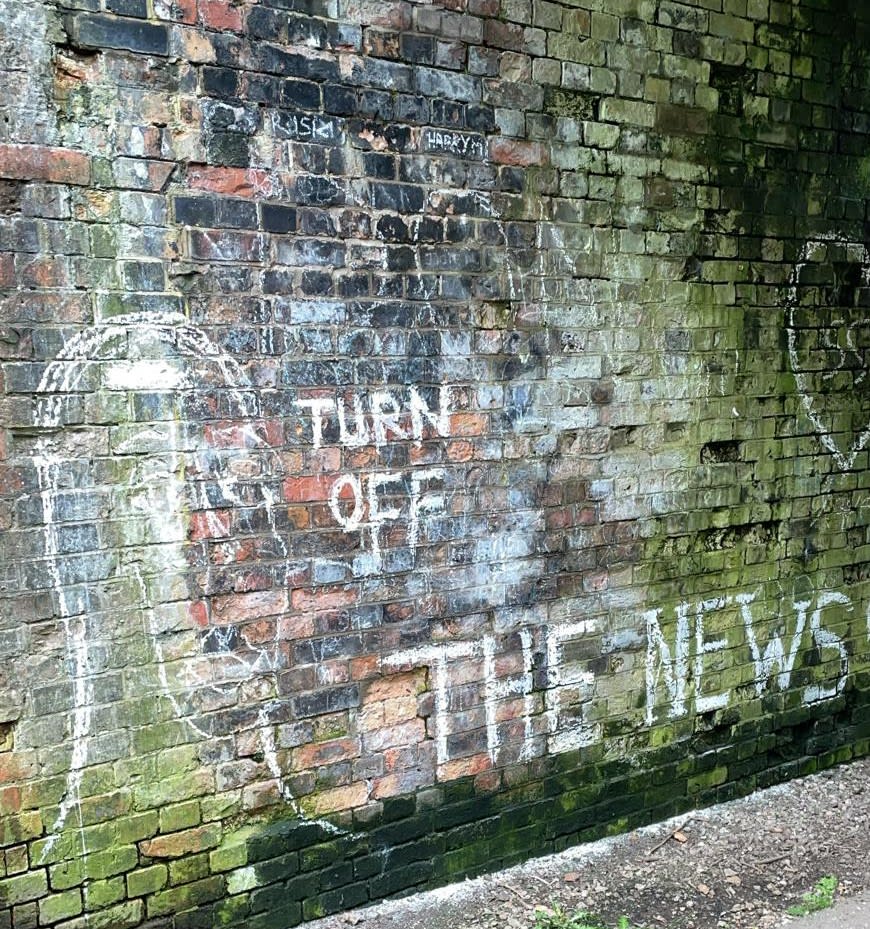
xmin=779 ymin=893 xmax=870 ymax=929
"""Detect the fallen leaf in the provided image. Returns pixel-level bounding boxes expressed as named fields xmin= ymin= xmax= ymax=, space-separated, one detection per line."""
xmin=673 ymin=830 xmax=688 ymax=843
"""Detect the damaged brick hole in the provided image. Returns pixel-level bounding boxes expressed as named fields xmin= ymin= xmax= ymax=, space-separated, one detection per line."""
xmin=700 ymin=521 xmax=779 ymax=552
xmin=700 ymin=440 xmax=742 ymax=463
xmin=0 ymin=720 xmax=17 ymax=752
xmin=0 ymin=180 xmax=22 ymax=214
xmin=54 ymin=44 xmax=101 ymax=80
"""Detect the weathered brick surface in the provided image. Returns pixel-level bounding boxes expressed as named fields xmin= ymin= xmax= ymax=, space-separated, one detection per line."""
xmin=2 ymin=0 xmax=870 ymax=925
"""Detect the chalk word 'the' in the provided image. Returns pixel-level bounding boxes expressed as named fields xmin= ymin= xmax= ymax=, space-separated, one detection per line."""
xmin=295 ymin=387 xmax=452 ymax=562
xmin=385 ymin=619 xmax=600 ymax=766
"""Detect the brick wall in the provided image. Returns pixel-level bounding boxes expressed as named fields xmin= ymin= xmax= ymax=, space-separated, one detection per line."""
xmin=2 ymin=0 xmax=870 ymax=926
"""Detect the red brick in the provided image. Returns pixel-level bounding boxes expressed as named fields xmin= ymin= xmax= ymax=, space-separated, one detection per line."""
xmin=188 ymin=601 xmax=209 ymax=628
xmin=583 ymin=570 xmax=609 ymax=592
xmin=371 ymin=767 xmax=432 ymax=799
xmin=211 ymin=538 xmax=256 ymax=565
xmin=187 ymin=165 xmax=275 ymax=198
xmin=285 ymin=506 xmax=311 ymax=529
xmin=449 ymin=412 xmax=488 ymax=437
xmin=0 ymin=465 xmax=25 ymax=494
xmin=233 ymin=569 xmax=273 ymax=592
xmin=0 ymin=786 xmax=21 ymax=815
xmin=474 ymin=770 xmax=502 ymax=793
xmin=290 ymin=586 xmax=359 ymax=612
xmin=0 ymin=145 xmax=90 ymax=185
xmin=0 ymin=752 xmax=38 ymax=785
xmin=205 ymin=420 xmax=283 ymax=449
xmin=242 ymin=780 xmax=282 ymax=811
xmin=211 ymin=589 xmax=289 ymax=623
xmin=139 ymin=824 xmax=222 ymax=859
xmin=489 ymin=138 xmax=548 ymax=166
xmin=437 ymin=753 xmax=491 ymax=781
xmin=16 ymin=256 xmax=70 ymax=289
xmin=345 ymin=447 xmax=378 ymax=468
xmin=278 ymin=615 xmax=315 ymax=639
xmin=446 ymin=439 xmax=474 ymax=461
xmin=282 ymin=474 xmax=333 ymax=503
xmin=483 ymin=18 xmax=524 ymax=50
xmin=189 ymin=509 xmax=231 ymax=540
xmin=362 ymin=719 xmax=425 ymax=751
xmin=199 ymin=0 xmax=244 ymax=31
xmin=0 ymin=254 xmax=14 ymax=288
xmin=306 ymin=782 xmax=369 ymax=814
xmin=546 ymin=507 xmax=573 ymax=530
xmin=365 ymin=671 xmax=425 ymax=703
xmin=156 ymin=0 xmax=196 ymax=21
xmin=350 ymin=655 xmax=380 ymax=680
xmin=292 ymin=738 xmax=359 ymax=770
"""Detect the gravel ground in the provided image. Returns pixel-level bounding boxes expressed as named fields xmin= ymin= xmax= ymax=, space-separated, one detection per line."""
xmin=309 ymin=757 xmax=870 ymax=929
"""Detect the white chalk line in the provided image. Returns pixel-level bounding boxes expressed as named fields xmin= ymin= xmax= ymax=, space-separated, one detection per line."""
xmin=34 ymin=311 xmax=342 ymax=856
xmin=785 ymin=233 xmax=870 ymax=470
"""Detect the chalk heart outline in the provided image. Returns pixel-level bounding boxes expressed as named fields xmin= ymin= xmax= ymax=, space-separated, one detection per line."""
xmin=786 ymin=235 xmax=870 ymax=471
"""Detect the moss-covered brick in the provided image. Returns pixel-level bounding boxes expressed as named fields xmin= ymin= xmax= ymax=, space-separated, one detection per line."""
xmin=246 ymin=901 xmax=302 ymax=929
xmin=209 ymin=836 xmax=252 ymax=874
xmin=133 ymin=771 xmax=213 ymax=810
xmin=225 ymin=865 xmax=261 ymax=895
xmin=115 ymin=812 xmax=159 ymax=845
xmin=126 ymin=865 xmax=167 ymax=898
xmin=213 ymin=893 xmax=251 ymax=927
xmin=50 ymin=845 xmax=139 ymax=890
xmin=310 ymin=882 xmax=369 ymax=918
xmin=54 ymin=900 xmax=144 ymax=929
xmin=38 ymin=889 xmax=82 ymax=924
xmin=82 ymin=876 xmax=126 ymax=911
xmin=0 ymin=870 xmax=47 ymax=906
xmin=688 ymin=766 xmax=730 ymax=794
xmin=246 ymin=822 xmax=327 ymax=864
xmin=252 ymin=852 xmax=299 ymax=886
xmin=168 ymin=853 xmax=211 ymax=886
xmin=158 ymin=801 xmax=201 ymax=834
xmin=0 ymin=814 xmax=42 ymax=848
xmin=145 ymin=876 xmax=225 ymax=919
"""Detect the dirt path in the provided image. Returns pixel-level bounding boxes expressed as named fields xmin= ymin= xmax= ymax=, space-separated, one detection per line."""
xmin=309 ymin=758 xmax=870 ymax=929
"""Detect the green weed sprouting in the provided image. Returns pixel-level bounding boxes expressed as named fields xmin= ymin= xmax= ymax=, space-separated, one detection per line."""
xmin=532 ymin=907 xmax=646 ymax=929
xmin=786 ymin=875 xmax=838 ymax=917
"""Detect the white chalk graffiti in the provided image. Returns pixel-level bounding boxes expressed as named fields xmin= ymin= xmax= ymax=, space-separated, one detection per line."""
xmin=34 ymin=311 xmax=339 ymax=857
xmin=384 ymin=620 xmax=601 ymax=768
xmin=374 ymin=586 xmax=857 ymax=771
xmin=295 ymin=387 xmax=451 ymax=450
xmin=786 ymin=234 xmax=870 ymax=470
xmin=295 ymin=387 xmax=452 ymax=567
xmin=645 ymin=589 xmax=853 ymax=726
